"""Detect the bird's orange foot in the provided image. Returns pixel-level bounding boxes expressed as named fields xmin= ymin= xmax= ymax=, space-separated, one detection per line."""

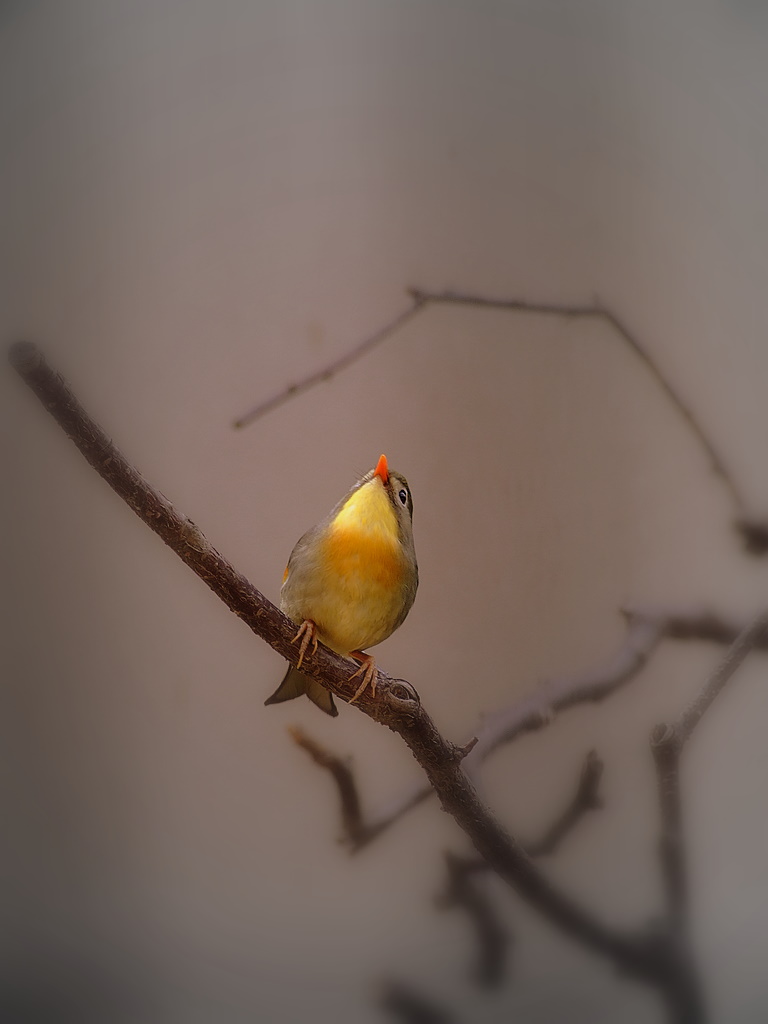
xmin=292 ymin=620 xmax=318 ymax=669
xmin=348 ymin=651 xmax=377 ymax=704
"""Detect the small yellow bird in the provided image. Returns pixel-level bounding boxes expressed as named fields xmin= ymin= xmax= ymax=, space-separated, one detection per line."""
xmin=265 ymin=454 xmax=418 ymax=716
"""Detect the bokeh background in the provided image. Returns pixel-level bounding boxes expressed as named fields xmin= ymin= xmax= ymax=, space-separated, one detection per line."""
xmin=4 ymin=2 xmax=768 ymax=1021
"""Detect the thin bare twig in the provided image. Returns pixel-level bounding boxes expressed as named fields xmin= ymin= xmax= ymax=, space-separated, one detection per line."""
xmin=526 ymin=750 xmax=604 ymax=858
xmin=286 ymin=615 xmax=653 ymax=854
xmin=234 ymin=286 xmax=768 ymax=549
xmin=9 ymin=341 xmax=680 ymax=991
xmin=346 ymin=608 xmax=768 ymax=851
xmin=288 ymin=727 xmax=364 ymax=845
xmin=232 ymin=297 xmax=426 ymax=427
xmin=347 ymin=611 xmax=662 ymax=850
xmin=407 ymin=288 xmax=747 ymax=518
xmin=674 ymin=612 xmax=768 ymax=745
xmin=290 ymin=729 xmax=604 ymax=986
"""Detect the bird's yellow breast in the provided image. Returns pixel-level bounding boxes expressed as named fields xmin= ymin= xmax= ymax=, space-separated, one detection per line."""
xmin=307 ymin=481 xmax=406 ymax=652
xmin=324 ymin=483 xmax=403 ymax=587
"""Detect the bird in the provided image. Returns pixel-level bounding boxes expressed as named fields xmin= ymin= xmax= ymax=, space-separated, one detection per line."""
xmin=265 ymin=454 xmax=418 ymax=716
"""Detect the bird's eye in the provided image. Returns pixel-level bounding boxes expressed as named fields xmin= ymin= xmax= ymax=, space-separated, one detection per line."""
xmin=398 ymin=488 xmax=408 ymax=505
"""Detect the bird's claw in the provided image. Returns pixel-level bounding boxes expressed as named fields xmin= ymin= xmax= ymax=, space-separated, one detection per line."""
xmin=292 ymin=620 xmax=318 ymax=668
xmin=348 ymin=652 xmax=377 ymax=703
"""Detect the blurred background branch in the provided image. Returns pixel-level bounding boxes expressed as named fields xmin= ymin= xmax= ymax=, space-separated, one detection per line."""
xmin=313 ymin=607 xmax=767 ymax=853
xmin=234 ymin=287 xmax=768 ymax=553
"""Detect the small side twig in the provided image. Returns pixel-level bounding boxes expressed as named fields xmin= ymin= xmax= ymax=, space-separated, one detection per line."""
xmin=288 ymin=727 xmax=364 ymax=845
xmin=526 ymin=750 xmax=604 ymax=858
xmin=674 ymin=611 xmax=768 ymax=745
xmin=232 ymin=297 xmax=426 ymax=427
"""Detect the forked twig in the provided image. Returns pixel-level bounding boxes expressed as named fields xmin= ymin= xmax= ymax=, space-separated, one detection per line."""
xmin=288 ymin=726 xmax=365 ymax=844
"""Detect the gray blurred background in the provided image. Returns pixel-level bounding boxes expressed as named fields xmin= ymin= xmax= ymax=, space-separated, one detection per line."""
xmin=3 ymin=2 xmax=768 ymax=1021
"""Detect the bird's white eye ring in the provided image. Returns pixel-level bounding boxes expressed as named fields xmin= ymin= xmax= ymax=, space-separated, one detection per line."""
xmin=398 ymin=489 xmax=408 ymax=505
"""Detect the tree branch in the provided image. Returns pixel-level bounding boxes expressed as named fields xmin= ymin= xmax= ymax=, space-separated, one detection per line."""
xmin=342 ymin=608 xmax=768 ymax=851
xmin=232 ymin=286 xmax=768 ymax=551
xmin=406 ymin=288 xmax=747 ymax=519
xmin=7 ymin=341 xmax=734 ymax=1002
xmin=526 ymin=750 xmax=604 ymax=858
xmin=433 ymin=750 xmax=603 ymax=988
xmin=7 ymin=342 xmax=419 ymax=719
xmin=232 ymin=297 xmax=426 ymax=428
xmin=342 ymin=611 xmax=661 ymax=850
xmin=10 ymin=341 xmax=676 ymax=987
xmin=288 ymin=726 xmax=365 ymax=846
xmin=674 ymin=612 xmax=768 ymax=745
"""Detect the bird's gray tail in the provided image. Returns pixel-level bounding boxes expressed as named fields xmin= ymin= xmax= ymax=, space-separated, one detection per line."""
xmin=264 ymin=665 xmax=338 ymax=717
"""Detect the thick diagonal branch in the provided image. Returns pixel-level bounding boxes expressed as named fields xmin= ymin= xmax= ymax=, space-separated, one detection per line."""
xmin=7 ymin=342 xmax=415 ymax=715
xmin=8 ymin=341 xmax=698 ymax=989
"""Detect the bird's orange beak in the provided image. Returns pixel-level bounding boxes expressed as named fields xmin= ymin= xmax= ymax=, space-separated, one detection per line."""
xmin=374 ymin=453 xmax=389 ymax=485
